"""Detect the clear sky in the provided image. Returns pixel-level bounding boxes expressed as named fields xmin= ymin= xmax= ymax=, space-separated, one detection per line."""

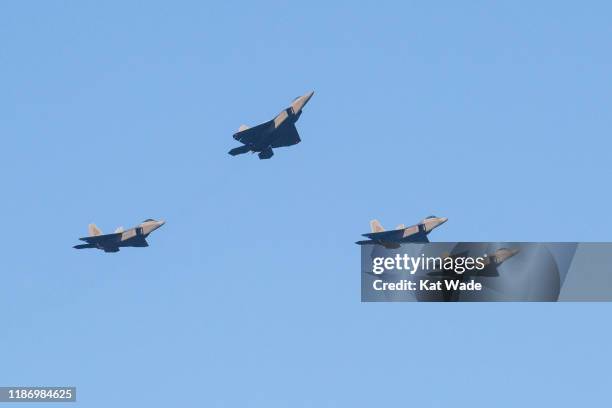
xmin=1 ymin=1 xmax=611 ymax=406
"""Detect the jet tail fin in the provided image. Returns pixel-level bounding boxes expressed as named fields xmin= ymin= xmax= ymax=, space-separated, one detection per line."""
xmin=88 ymin=223 xmax=102 ymax=236
xmin=74 ymin=243 xmax=95 ymax=250
xmin=229 ymin=145 xmax=251 ymax=156
xmin=370 ymin=220 xmax=385 ymax=233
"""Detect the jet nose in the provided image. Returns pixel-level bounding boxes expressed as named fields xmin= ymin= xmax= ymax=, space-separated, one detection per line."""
xmin=291 ymin=91 xmax=314 ymax=114
xmin=429 ymin=217 xmax=448 ymax=231
xmin=303 ymin=91 xmax=314 ymax=105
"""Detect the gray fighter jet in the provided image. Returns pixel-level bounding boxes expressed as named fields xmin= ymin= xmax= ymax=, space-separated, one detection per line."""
xmin=73 ymin=219 xmax=165 ymax=252
xmin=356 ymin=216 xmax=448 ymax=249
xmin=228 ymin=91 xmax=314 ymax=159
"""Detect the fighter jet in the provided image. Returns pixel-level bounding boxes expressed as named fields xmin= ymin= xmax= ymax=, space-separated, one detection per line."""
xmin=228 ymin=91 xmax=314 ymax=159
xmin=73 ymin=219 xmax=165 ymax=252
xmin=356 ymin=216 xmax=448 ymax=249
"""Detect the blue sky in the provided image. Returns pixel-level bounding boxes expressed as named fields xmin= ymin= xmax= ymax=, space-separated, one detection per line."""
xmin=1 ymin=1 xmax=611 ymax=406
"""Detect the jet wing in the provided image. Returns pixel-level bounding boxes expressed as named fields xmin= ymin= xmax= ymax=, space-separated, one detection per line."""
xmin=362 ymin=230 xmax=430 ymax=243
xmin=233 ymin=120 xmax=274 ymax=144
xmin=361 ymin=230 xmax=405 ymax=240
xmin=271 ymin=123 xmax=300 ymax=148
xmin=406 ymin=235 xmax=429 ymax=243
xmin=124 ymin=236 xmax=149 ymax=247
xmin=79 ymin=232 xmax=122 ymax=243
